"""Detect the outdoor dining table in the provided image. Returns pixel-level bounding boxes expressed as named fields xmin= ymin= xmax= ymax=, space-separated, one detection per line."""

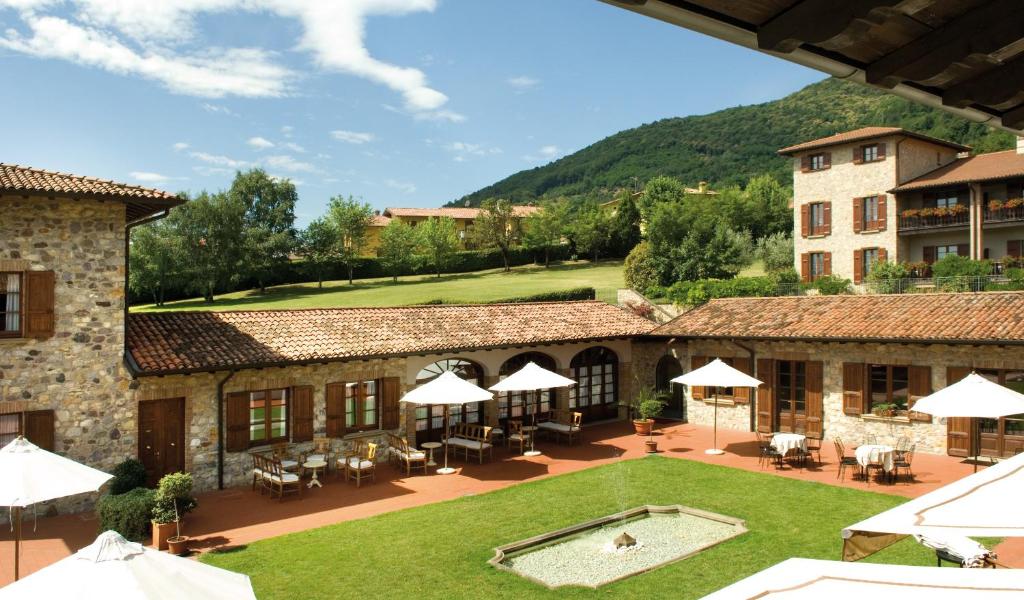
xmin=303 ymin=458 xmax=327 ymax=488
xmin=420 ymin=441 xmax=442 ymax=467
xmin=856 ymin=444 xmax=895 ymax=473
xmin=771 ymin=432 xmax=807 ymax=458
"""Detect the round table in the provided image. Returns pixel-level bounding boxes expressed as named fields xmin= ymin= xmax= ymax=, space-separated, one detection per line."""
xmin=521 ymin=425 xmax=541 ymax=457
xmin=856 ymin=444 xmax=895 ymax=473
xmin=303 ymin=459 xmax=327 ymax=488
xmin=421 ymin=442 xmax=442 ymax=467
xmin=771 ymin=432 xmax=807 ymax=457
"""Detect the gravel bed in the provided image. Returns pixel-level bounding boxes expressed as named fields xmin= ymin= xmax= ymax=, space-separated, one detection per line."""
xmin=504 ymin=512 xmax=740 ymax=588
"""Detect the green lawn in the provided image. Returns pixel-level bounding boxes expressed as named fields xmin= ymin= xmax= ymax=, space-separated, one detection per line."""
xmin=202 ymin=457 xmax=936 ymax=599
xmin=133 ymin=260 xmax=624 ymax=312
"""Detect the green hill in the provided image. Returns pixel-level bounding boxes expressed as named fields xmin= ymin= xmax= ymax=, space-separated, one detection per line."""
xmin=452 ymin=78 xmax=1014 ymax=205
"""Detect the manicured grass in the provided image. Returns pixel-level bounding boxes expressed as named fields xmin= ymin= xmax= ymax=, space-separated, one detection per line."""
xmin=132 ymin=260 xmax=624 ymax=312
xmin=738 ymin=258 xmax=766 ymax=277
xmin=201 ymin=457 xmax=936 ymax=599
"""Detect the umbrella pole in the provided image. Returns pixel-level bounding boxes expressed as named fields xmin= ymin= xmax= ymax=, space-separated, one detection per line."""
xmin=444 ymin=404 xmax=450 ymax=473
xmin=13 ymin=505 xmax=21 ymax=581
xmin=714 ymin=388 xmax=719 ymax=451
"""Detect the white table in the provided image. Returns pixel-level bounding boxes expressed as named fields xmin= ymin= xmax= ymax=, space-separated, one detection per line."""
xmin=771 ymin=433 xmax=807 ymax=458
xmin=303 ymin=459 xmax=327 ymax=488
xmin=856 ymin=444 xmax=895 ymax=473
xmin=421 ymin=441 xmax=442 ymax=467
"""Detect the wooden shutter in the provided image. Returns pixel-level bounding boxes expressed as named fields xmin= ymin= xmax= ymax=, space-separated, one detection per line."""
xmin=853 ymin=146 xmax=863 ymax=165
xmin=800 ymin=204 xmax=810 ymax=237
xmin=291 ymin=385 xmax=314 ymax=442
xmin=800 ymin=155 xmax=811 ymax=173
xmin=852 ymin=197 xmax=863 ymax=232
xmin=325 ymin=383 xmax=346 ymax=438
xmin=923 ymin=246 xmax=936 ymax=264
xmin=877 ymin=143 xmax=886 ymax=159
xmin=907 ymin=366 xmax=932 ymax=423
xmin=732 ymin=357 xmax=751 ymax=403
xmin=946 ymin=367 xmax=972 ymax=457
xmin=853 ymin=250 xmax=864 ymax=284
xmin=878 ymin=247 xmax=887 ymax=263
xmin=381 ymin=377 xmax=401 ymax=429
xmin=822 ymin=201 xmax=832 ymax=235
xmin=805 ymin=361 xmax=824 ymax=439
xmin=1008 ymin=240 xmax=1021 ymax=258
xmin=823 ymin=152 xmax=832 ymax=168
xmin=800 ymin=253 xmax=810 ymax=283
xmin=225 ymin=391 xmax=250 ymax=452
xmin=877 ymin=195 xmax=887 ymax=231
xmin=842 ymin=362 xmax=864 ymax=415
xmin=24 ymin=271 xmax=55 ymax=339
xmin=23 ymin=409 xmax=55 ymax=451
xmin=957 ymin=243 xmax=969 ymax=257
xmin=823 ymin=252 xmax=832 ymax=275
xmin=690 ymin=356 xmax=707 ymax=400
xmin=756 ymin=359 xmax=775 ymax=433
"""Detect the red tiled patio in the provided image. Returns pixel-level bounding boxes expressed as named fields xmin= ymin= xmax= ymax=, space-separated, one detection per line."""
xmin=1 ymin=421 xmax=1018 ymax=586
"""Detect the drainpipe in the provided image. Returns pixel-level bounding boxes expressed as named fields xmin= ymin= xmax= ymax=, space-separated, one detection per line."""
xmin=123 ymin=210 xmax=170 ymax=364
xmin=730 ymin=340 xmax=757 ymax=432
xmin=217 ymin=370 xmax=237 ymax=490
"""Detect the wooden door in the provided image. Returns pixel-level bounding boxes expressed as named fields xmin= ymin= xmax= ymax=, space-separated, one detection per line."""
xmin=775 ymin=360 xmax=807 ymax=433
xmin=139 ymin=398 xmax=185 ymax=487
xmin=946 ymin=368 xmax=972 ymax=457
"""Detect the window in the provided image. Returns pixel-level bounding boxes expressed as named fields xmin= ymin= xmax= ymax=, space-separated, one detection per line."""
xmin=344 ymin=380 xmax=378 ymax=431
xmin=776 ymin=360 xmax=807 ymax=414
xmin=0 ymin=413 xmax=20 ymax=447
xmin=248 ymin=388 xmax=289 ymax=444
xmin=862 ymin=144 xmax=879 ymax=162
xmin=862 ymin=248 xmax=879 ymax=278
xmin=862 ymin=196 xmax=879 ymax=229
xmin=809 ymin=153 xmax=826 ymax=171
xmin=0 ymin=272 xmax=21 ymax=337
xmin=498 ymin=352 xmax=556 ymax=425
xmin=936 ymin=244 xmax=960 ymax=261
xmin=414 ymin=359 xmax=483 ymax=443
xmin=934 ymin=194 xmax=959 ymax=209
xmin=809 ymin=203 xmax=826 ymax=235
xmin=809 ymin=252 xmax=825 ymax=281
xmin=868 ymin=365 xmax=909 ymax=413
xmin=569 ymin=347 xmax=618 ymax=417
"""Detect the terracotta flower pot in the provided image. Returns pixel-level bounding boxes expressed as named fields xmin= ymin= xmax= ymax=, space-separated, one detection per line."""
xmin=644 ymin=440 xmax=658 ymax=453
xmin=633 ymin=419 xmax=653 ymax=436
xmin=167 ymin=535 xmax=189 ymax=556
xmin=151 ymin=520 xmax=178 ymax=551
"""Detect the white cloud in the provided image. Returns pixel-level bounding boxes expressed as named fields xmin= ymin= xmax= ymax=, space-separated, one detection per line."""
xmin=507 ymin=75 xmax=539 ymax=90
xmin=384 ymin=103 xmax=466 ymax=123
xmin=540 ymin=145 xmax=560 ymax=157
xmin=129 ymin=171 xmax=172 ymax=183
xmin=283 ymin=142 xmax=305 ymax=153
xmin=522 ymin=145 xmax=563 ymax=163
xmin=201 ymin=103 xmax=239 ymax=116
xmin=247 ymin=136 xmax=275 ymax=150
xmin=384 ymin=178 xmax=416 ymax=194
xmin=193 ymin=165 xmax=231 ymax=176
xmin=442 ymin=141 xmax=501 ymax=162
xmin=189 ymin=151 xmax=248 ymax=168
xmin=280 ymin=125 xmax=294 ymax=137
xmin=264 ymin=154 xmax=317 ymax=173
xmin=172 ymin=142 xmax=190 ymax=151
xmin=330 ymin=129 xmax=375 ymax=144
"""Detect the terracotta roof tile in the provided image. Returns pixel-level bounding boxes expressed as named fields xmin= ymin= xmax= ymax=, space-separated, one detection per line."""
xmin=371 ymin=214 xmax=392 ymax=226
xmin=890 ymin=150 xmax=1024 ymax=192
xmin=127 ymin=301 xmax=654 ymax=375
xmin=778 ymin=127 xmax=969 ymax=155
xmin=650 ymin=292 xmax=1024 ymax=345
xmin=383 ymin=206 xmax=539 ymax=219
xmin=0 ymin=163 xmax=183 ymax=221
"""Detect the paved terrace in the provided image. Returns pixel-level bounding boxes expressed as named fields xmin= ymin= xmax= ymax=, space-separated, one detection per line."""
xmin=2 ymin=421 xmax=1019 ymax=586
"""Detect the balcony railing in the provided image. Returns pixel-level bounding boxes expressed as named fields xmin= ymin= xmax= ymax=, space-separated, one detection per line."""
xmin=898 ymin=209 xmax=969 ymax=231
xmin=984 ymin=204 xmax=1024 ymax=224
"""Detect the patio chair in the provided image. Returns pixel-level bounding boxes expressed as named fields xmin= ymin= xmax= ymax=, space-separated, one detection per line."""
xmin=894 ymin=436 xmax=912 ymax=461
xmin=341 ymin=441 xmax=377 ymax=487
xmin=394 ymin=436 xmax=427 ymax=476
xmin=805 ymin=435 xmax=822 ymax=466
xmin=863 ymin=434 xmax=878 ymax=446
xmin=894 ymin=443 xmax=916 ymax=482
xmin=264 ymin=455 xmax=303 ymax=501
xmin=300 ymin=436 xmax=334 ymax=475
xmin=538 ymin=411 xmax=582 ymax=445
xmin=271 ymin=442 xmax=299 ymax=472
xmin=833 ymin=439 xmax=860 ymax=481
xmin=755 ymin=431 xmax=782 ymax=468
xmin=506 ymin=420 xmax=531 ymax=455
xmin=251 ymin=453 xmax=265 ymax=492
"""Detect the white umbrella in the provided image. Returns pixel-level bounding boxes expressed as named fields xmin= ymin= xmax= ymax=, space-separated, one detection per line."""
xmin=0 ymin=436 xmax=112 ymax=580
xmin=910 ymin=372 xmax=1024 ymax=470
xmin=0 ymin=530 xmax=256 ymax=600
xmin=672 ymin=358 xmax=762 ymax=455
xmin=489 ymin=362 xmax=575 ymax=456
xmin=401 ymin=371 xmax=493 ymax=474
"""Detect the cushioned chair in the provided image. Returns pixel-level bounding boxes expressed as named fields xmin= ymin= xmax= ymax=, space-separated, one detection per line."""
xmin=341 ymin=442 xmax=377 ymax=487
xmin=300 ymin=436 xmax=333 ymax=475
xmin=263 ymin=455 xmax=302 ymax=501
xmin=538 ymin=411 xmax=582 ymax=445
xmin=271 ymin=442 xmax=299 ymax=472
xmin=506 ymin=420 xmax=531 ymax=455
xmin=394 ymin=436 xmax=427 ymax=476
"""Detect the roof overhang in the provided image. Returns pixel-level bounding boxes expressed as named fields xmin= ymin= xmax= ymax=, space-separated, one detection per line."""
xmin=642 ymin=333 xmax=1024 ymax=348
xmin=599 ymin=0 xmax=1024 ymax=134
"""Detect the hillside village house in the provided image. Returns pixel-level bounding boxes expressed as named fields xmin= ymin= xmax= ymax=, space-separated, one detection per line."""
xmin=783 ymin=128 xmax=1024 ymax=284
xmin=362 ymin=205 xmax=540 ymax=255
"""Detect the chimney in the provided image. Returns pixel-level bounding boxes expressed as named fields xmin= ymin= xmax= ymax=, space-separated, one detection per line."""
xmin=698 ymin=181 xmax=708 ymax=193
xmin=374 ymin=209 xmax=381 ymax=216
xmin=1017 ymin=136 xmax=1024 ymax=155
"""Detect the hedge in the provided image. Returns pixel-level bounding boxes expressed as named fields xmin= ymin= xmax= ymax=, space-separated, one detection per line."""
xmin=663 ymin=276 xmax=779 ymax=306
xmin=109 ymin=458 xmax=148 ymax=496
xmin=96 ymin=487 xmax=156 ymax=541
xmin=419 ymin=287 xmax=596 ymax=305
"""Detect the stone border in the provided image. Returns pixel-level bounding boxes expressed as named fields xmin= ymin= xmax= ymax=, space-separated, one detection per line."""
xmin=488 ymin=504 xmax=747 ymax=589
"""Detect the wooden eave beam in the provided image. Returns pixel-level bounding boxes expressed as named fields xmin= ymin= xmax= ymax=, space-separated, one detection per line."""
xmin=943 ymin=53 xmax=1024 ymax=109
xmin=757 ymin=0 xmax=906 ymax=53
xmin=866 ymin=0 xmax=1024 ymax=88
xmin=1001 ymin=104 xmax=1024 ymax=131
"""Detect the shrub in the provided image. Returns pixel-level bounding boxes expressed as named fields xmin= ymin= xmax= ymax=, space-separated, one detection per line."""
xmin=931 ymin=255 xmax=990 ymax=291
xmin=152 ymin=472 xmax=198 ymax=526
xmin=865 ymin=260 xmax=909 ymax=294
xmin=97 ymin=487 xmax=156 ymax=541
xmin=810 ymin=275 xmax=852 ymax=295
xmin=623 ymin=242 xmax=660 ymax=293
xmin=109 ymin=458 xmax=148 ymax=495
xmin=664 ymin=276 xmax=778 ymax=306
xmin=757 ymin=233 xmax=794 ymax=273
xmin=492 ymin=287 xmax=595 ymax=303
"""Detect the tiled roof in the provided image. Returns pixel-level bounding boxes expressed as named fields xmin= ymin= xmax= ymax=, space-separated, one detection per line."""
xmin=383 ymin=206 xmax=540 ymax=219
xmin=371 ymin=214 xmax=392 ymax=226
xmin=127 ymin=301 xmax=655 ymax=375
xmin=0 ymin=164 xmax=183 ymax=222
xmin=890 ymin=150 xmax=1024 ymax=192
xmin=650 ymin=292 xmax=1024 ymax=345
xmin=777 ymin=127 xmax=970 ymax=155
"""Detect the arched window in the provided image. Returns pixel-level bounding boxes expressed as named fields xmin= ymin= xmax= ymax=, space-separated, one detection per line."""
xmin=655 ymin=355 xmax=686 ymax=421
xmin=497 ymin=352 xmax=556 ymax=428
xmin=569 ymin=346 xmax=619 ymax=422
xmin=414 ymin=358 xmax=484 ymax=443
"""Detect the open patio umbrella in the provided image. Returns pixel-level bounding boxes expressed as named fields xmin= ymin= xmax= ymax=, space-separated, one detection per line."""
xmin=0 ymin=530 xmax=256 ymax=600
xmin=841 ymin=449 xmax=1024 ymax=562
xmin=700 ymin=557 xmax=1024 ymax=599
xmin=910 ymin=372 xmax=1024 ymax=471
xmin=0 ymin=436 xmax=112 ymax=581
xmin=489 ymin=361 xmax=575 ymax=457
xmin=671 ymin=358 xmax=761 ymax=455
xmin=401 ymin=371 xmax=493 ymax=474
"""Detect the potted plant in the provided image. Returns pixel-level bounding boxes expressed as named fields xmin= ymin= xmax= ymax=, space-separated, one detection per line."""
xmin=151 ymin=472 xmax=197 ymax=554
xmin=872 ymin=402 xmax=897 ymax=418
xmin=631 ymin=387 xmax=667 ymax=452
xmin=900 ymin=208 xmax=919 ymax=219
xmin=988 ymin=199 xmax=1004 ymax=212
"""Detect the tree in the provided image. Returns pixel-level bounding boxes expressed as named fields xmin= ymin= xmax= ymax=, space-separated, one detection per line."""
xmin=378 ymin=220 xmax=421 ymax=282
xmin=646 ymin=200 xmax=690 ymax=285
xmin=523 ymin=200 xmax=567 ymax=267
xmin=129 ymin=220 xmax=181 ymax=306
xmin=638 ymin=175 xmax=686 ymax=221
xmin=299 ymin=218 xmax=338 ymax=288
xmin=572 ymin=203 xmax=613 ymax=262
xmin=672 ymin=223 xmax=752 ymax=281
xmin=757 ymin=232 xmax=794 ymax=273
xmin=228 ymin=169 xmax=297 ymax=294
xmin=743 ymin=174 xmax=792 ymax=240
xmin=168 ymin=191 xmax=246 ymax=303
xmin=470 ymin=198 xmax=521 ymax=272
xmin=608 ymin=192 xmax=642 ymax=257
xmin=623 ymin=241 xmax=659 ymax=293
xmin=326 ymin=195 xmax=375 ymax=284
xmin=419 ymin=216 xmax=460 ymax=277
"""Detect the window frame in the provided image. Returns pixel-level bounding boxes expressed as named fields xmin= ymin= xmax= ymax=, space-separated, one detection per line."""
xmin=861 ymin=144 xmax=880 ymax=163
xmin=936 ymin=244 xmax=960 ymax=261
xmin=809 ymin=153 xmax=826 ymax=171
xmin=344 ymin=379 xmax=380 ymax=432
xmin=867 ymin=364 xmax=910 ymax=414
xmin=808 ymin=202 xmax=827 ymax=236
xmin=809 ymin=252 xmax=826 ymax=281
xmin=0 ymin=271 xmax=23 ymax=339
xmin=0 ymin=412 xmax=23 ymax=448
xmin=862 ymin=248 xmax=879 ymax=279
xmin=247 ymin=387 xmax=290 ymax=447
xmin=569 ymin=346 xmax=619 ymax=410
xmin=862 ymin=196 xmax=880 ymax=230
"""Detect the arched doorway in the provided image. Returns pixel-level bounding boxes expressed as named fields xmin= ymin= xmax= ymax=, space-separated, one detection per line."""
xmin=414 ymin=358 xmax=484 ymax=444
xmin=569 ymin=346 xmax=619 ymax=422
xmin=655 ymin=355 xmax=686 ymax=421
xmin=497 ymin=352 xmax=557 ymax=429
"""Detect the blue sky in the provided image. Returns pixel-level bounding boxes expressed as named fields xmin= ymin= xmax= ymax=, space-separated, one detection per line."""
xmin=0 ymin=0 xmax=824 ymax=225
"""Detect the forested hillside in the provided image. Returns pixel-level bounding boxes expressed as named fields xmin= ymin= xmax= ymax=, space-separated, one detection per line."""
xmin=452 ymin=78 xmax=1014 ymax=205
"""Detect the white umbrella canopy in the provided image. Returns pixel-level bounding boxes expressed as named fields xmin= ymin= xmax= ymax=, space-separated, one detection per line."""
xmin=0 ymin=531 xmax=256 ymax=600
xmin=488 ymin=362 xmax=576 ymax=392
xmin=401 ymin=371 xmax=494 ymax=474
xmin=671 ymin=358 xmax=762 ymax=455
xmin=910 ymin=372 xmax=1024 ymax=419
xmin=0 ymin=437 xmax=112 ymax=507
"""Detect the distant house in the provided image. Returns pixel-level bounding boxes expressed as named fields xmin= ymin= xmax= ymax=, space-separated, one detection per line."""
xmin=362 ymin=205 xmax=540 ymax=255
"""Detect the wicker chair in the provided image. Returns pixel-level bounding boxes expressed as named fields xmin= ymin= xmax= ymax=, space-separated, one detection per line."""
xmin=341 ymin=441 xmax=377 ymax=487
xmin=833 ymin=438 xmax=860 ymax=481
xmin=506 ymin=420 xmax=531 ymax=455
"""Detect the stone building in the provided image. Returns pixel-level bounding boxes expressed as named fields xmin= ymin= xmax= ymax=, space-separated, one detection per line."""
xmin=363 ymin=205 xmax=540 ymax=255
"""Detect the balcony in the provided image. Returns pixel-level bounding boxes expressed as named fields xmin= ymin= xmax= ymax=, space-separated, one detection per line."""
xmin=898 ymin=207 xmax=969 ymax=232
xmin=984 ymin=202 xmax=1024 ymax=225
